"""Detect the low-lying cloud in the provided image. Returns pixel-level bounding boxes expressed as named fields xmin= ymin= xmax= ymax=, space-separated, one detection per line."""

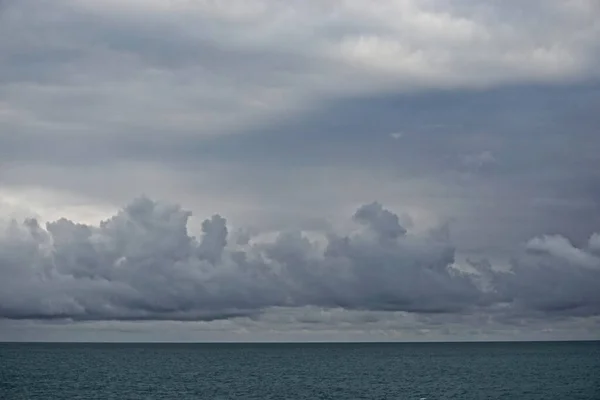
xmin=1 ymin=197 xmax=598 ymax=322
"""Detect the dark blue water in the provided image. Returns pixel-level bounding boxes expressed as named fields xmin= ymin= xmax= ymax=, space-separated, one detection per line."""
xmin=1 ymin=341 xmax=599 ymax=399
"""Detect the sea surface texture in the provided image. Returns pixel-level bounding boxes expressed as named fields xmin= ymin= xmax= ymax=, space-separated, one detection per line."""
xmin=1 ymin=341 xmax=599 ymax=399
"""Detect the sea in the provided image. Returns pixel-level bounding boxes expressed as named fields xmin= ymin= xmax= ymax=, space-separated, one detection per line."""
xmin=1 ymin=341 xmax=598 ymax=399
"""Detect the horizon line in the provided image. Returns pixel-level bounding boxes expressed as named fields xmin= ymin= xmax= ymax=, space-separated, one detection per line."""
xmin=1 ymin=339 xmax=599 ymax=345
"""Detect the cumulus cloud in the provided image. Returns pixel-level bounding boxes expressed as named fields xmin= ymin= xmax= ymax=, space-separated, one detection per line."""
xmin=353 ymin=202 xmax=407 ymax=239
xmin=1 ymin=197 xmax=599 ymax=323
xmin=490 ymin=233 xmax=600 ymax=317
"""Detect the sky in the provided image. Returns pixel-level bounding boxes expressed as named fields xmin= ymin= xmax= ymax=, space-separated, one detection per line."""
xmin=0 ymin=0 xmax=599 ymax=342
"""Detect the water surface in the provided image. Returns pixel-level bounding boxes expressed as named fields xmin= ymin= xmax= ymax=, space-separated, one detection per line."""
xmin=1 ymin=341 xmax=599 ymax=399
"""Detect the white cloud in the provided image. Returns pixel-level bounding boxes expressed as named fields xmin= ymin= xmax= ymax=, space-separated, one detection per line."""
xmin=526 ymin=234 xmax=600 ymax=269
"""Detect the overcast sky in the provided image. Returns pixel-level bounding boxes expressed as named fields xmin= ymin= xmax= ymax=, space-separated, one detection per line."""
xmin=1 ymin=0 xmax=599 ymax=342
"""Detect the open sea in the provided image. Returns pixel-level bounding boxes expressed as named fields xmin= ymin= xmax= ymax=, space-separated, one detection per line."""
xmin=1 ymin=341 xmax=599 ymax=399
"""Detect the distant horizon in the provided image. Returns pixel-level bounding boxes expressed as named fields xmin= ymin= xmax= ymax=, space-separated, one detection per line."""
xmin=2 ymin=339 xmax=599 ymax=345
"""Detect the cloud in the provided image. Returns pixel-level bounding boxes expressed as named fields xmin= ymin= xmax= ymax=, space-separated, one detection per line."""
xmin=588 ymin=233 xmax=600 ymax=254
xmin=1 ymin=197 xmax=599 ymax=323
xmin=1 ymin=0 xmax=598 ymax=146
xmin=487 ymin=234 xmax=600 ymax=318
xmin=2 ymin=0 xmax=599 ymax=255
xmin=353 ymin=202 xmax=407 ymax=239
xmin=525 ymin=234 xmax=600 ymax=268
xmin=1 ymin=1 xmax=599 ymax=340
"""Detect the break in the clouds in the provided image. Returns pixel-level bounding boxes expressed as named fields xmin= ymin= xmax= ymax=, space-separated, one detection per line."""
xmin=1 ymin=0 xmax=600 ymax=340
xmin=1 ymin=197 xmax=599 ymax=325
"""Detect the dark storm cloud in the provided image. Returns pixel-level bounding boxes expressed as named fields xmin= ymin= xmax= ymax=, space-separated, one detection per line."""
xmin=1 ymin=198 xmax=599 ymax=322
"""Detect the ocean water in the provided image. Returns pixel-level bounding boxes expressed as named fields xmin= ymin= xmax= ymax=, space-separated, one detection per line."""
xmin=1 ymin=341 xmax=598 ymax=399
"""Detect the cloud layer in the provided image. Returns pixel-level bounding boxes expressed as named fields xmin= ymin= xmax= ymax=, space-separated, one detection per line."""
xmin=1 ymin=1 xmax=599 ymax=340
xmin=1 ymin=0 xmax=599 ymax=144
xmin=1 ymin=197 xmax=599 ymax=323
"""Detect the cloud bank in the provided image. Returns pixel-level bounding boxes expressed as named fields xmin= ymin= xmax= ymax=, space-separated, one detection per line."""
xmin=1 ymin=197 xmax=598 ymax=323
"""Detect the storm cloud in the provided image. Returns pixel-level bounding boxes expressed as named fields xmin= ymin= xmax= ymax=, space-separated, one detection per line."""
xmin=1 ymin=198 xmax=598 ymax=324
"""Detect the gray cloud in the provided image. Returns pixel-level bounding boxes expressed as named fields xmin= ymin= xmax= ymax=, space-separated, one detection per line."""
xmin=353 ymin=202 xmax=407 ymax=239
xmin=1 ymin=0 xmax=599 ymax=147
xmin=1 ymin=197 xmax=599 ymax=323
xmin=1 ymin=1 xmax=599 ymax=255
xmin=489 ymin=236 xmax=600 ymax=317
xmin=1 ymin=1 xmax=599 ymax=340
